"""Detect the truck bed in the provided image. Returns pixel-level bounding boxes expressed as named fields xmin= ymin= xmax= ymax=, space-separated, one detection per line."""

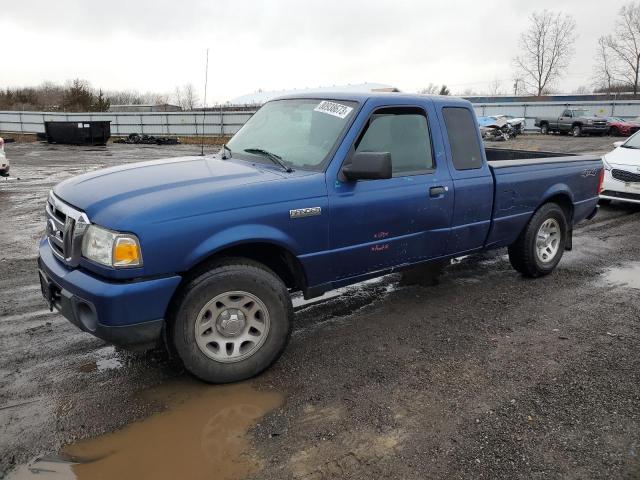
xmin=482 ymin=147 xmax=602 ymax=250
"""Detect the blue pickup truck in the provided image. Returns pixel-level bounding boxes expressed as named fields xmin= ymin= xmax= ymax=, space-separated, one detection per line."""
xmin=39 ymin=93 xmax=603 ymax=383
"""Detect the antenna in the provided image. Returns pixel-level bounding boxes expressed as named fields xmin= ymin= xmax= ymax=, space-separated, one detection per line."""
xmin=200 ymin=47 xmax=209 ymax=156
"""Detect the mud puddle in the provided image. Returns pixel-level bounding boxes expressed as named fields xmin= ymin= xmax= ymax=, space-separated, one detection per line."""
xmin=601 ymin=262 xmax=640 ymax=289
xmin=8 ymin=381 xmax=283 ymax=480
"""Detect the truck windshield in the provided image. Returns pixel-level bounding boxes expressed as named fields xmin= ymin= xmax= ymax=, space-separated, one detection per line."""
xmin=226 ymin=99 xmax=358 ymax=170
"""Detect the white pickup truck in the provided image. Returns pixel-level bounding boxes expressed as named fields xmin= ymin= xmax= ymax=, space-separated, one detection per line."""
xmin=0 ymin=138 xmax=9 ymax=176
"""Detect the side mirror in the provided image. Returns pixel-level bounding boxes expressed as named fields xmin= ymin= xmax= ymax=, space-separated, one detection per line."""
xmin=613 ymin=141 xmax=624 ymax=148
xmin=342 ymin=152 xmax=392 ymax=181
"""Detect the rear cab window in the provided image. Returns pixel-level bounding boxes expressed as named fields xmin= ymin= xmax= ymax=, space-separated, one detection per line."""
xmin=355 ymin=106 xmax=434 ymax=176
xmin=442 ymin=107 xmax=483 ymax=171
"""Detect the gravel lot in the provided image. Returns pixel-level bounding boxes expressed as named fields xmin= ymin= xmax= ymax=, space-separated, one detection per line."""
xmin=1 ymin=134 xmax=639 ymax=479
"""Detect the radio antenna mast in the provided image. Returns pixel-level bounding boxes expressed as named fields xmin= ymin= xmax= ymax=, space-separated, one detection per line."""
xmin=200 ymin=47 xmax=209 ymax=156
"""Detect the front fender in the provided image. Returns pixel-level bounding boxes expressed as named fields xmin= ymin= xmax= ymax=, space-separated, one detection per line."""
xmin=183 ymin=223 xmax=301 ymax=270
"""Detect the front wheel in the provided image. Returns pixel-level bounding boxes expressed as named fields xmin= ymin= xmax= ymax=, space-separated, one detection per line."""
xmin=170 ymin=260 xmax=292 ymax=383
xmin=572 ymin=125 xmax=582 ymax=137
xmin=508 ymin=203 xmax=568 ymax=278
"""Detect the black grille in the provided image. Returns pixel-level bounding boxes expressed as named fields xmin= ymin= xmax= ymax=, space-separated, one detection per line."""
xmin=612 ymin=169 xmax=640 ymax=183
xmin=45 ymin=193 xmax=86 ymax=266
xmin=46 ymin=198 xmax=67 ymax=259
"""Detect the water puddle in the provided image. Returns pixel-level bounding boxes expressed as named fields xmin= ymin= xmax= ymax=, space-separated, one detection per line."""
xmin=9 ymin=381 xmax=283 ymax=480
xmin=601 ymin=263 xmax=640 ymax=290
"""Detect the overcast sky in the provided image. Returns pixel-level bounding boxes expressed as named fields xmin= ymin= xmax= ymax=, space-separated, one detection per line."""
xmin=1 ymin=0 xmax=622 ymax=104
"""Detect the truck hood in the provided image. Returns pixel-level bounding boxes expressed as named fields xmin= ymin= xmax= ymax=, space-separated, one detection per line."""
xmin=54 ymin=155 xmax=289 ymax=226
xmin=605 ymin=146 xmax=640 ymax=167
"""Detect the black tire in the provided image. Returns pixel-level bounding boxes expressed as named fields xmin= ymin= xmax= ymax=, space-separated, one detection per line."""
xmin=170 ymin=259 xmax=292 ymax=383
xmin=508 ymin=203 xmax=568 ymax=278
xmin=540 ymin=123 xmax=549 ymax=135
xmin=610 ymin=127 xmax=618 ymax=137
xmin=572 ymin=124 xmax=582 ymax=137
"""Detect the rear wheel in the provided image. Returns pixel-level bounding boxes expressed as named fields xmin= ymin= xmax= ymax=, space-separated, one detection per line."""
xmin=170 ymin=260 xmax=292 ymax=383
xmin=508 ymin=203 xmax=568 ymax=278
xmin=540 ymin=124 xmax=549 ymax=135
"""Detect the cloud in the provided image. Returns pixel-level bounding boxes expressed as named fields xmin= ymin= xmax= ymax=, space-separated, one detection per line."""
xmin=0 ymin=0 xmax=621 ymax=102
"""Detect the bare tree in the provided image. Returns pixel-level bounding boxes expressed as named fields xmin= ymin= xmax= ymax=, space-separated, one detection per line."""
xmin=573 ymin=85 xmax=591 ymax=94
xmin=173 ymin=84 xmax=199 ymax=110
xmin=512 ymin=76 xmax=524 ymax=95
xmin=488 ymin=78 xmax=502 ymax=96
xmin=418 ymin=83 xmax=440 ymax=95
xmin=593 ymin=36 xmax=617 ymax=92
xmin=602 ymin=2 xmax=640 ymax=94
xmin=514 ymin=10 xmax=577 ymax=96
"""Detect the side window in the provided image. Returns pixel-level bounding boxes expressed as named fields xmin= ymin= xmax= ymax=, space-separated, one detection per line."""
xmin=562 ymin=109 xmax=572 ymax=117
xmin=355 ymin=107 xmax=433 ymax=175
xmin=442 ymin=107 xmax=483 ymax=170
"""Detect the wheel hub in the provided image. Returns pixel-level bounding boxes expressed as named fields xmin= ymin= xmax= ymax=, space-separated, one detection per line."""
xmin=216 ymin=309 xmax=246 ymax=337
xmin=194 ymin=291 xmax=271 ymax=363
xmin=535 ymin=218 xmax=560 ymax=263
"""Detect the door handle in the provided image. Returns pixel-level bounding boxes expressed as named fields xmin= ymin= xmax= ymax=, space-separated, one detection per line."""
xmin=429 ymin=186 xmax=447 ymax=197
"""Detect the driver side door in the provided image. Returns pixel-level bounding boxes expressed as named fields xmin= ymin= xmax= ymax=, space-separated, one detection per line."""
xmin=327 ymin=102 xmax=453 ymax=282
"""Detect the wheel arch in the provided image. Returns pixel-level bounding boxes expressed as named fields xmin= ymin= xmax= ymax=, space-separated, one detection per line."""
xmin=180 ymin=240 xmax=308 ymax=294
xmin=539 ymin=188 xmax=574 ymax=224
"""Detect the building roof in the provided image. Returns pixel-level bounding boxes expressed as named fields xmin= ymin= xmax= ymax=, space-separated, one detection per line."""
xmin=228 ymin=83 xmax=399 ymax=105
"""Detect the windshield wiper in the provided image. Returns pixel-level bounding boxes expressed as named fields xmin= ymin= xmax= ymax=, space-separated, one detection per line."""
xmin=243 ymin=148 xmax=293 ymax=173
xmin=221 ymin=144 xmax=232 ymax=159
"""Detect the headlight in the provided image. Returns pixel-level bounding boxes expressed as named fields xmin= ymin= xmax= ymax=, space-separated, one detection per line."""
xmin=602 ymin=156 xmax=613 ymax=171
xmin=586 ymin=119 xmax=594 ymax=125
xmin=81 ymin=225 xmax=142 ymax=268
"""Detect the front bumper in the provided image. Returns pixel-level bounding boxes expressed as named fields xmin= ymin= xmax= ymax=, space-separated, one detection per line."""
xmin=38 ymin=238 xmax=182 ymax=346
xmin=581 ymin=125 xmax=609 ymax=134
xmin=601 ymin=169 xmax=640 ymax=204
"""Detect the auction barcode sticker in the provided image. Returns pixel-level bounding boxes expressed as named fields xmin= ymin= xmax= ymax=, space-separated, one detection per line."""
xmin=314 ymin=101 xmax=353 ymax=119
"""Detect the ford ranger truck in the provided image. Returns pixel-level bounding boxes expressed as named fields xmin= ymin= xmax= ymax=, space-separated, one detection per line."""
xmin=38 ymin=94 xmax=603 ymax=383
xmin=535 ymin=108 xmax=609 ymax=137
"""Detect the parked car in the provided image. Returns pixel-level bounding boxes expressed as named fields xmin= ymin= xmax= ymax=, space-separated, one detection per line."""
xmin=38 ymin=93 xmax=603 ymax=383
xmin=0 ymin=137 xmax=9 ymax=176
xmin=600 ymin=131 xmax=640 ymax=205
xmin=535 ymin=108 xmax=609 ymax=136
xmin=477 ymin=115 xmax=525 ymax=141
xmin=606 ymin=117 xmax=640 ymax=137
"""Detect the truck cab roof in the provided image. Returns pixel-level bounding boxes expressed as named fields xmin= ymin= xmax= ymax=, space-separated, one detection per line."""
xmin=270 ymin=91 xmax=472 ymax=108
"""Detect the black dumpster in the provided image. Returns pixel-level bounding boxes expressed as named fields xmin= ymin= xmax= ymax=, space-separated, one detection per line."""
xmin=44 ymin=121 xmax=111 ymax=146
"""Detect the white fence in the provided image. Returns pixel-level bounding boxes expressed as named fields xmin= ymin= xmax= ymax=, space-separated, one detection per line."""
xmin=471 ymin=100 xmax=640 ymax=130
xmin=0 ymin=110 xmax=256 ymax=136
xmin=3 ymin=99 xmax=640 ymax=136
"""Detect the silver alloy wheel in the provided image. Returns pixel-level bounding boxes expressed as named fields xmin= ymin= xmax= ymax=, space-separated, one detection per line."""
xmin=195 ymin=291 xmax=270 ymax=363
xmin=535 ymin=218 xmax=561 ymax=263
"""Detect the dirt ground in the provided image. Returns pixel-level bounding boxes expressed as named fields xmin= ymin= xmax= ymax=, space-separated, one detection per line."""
xmin=1 ymin=134 xmax=640 ymax=479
